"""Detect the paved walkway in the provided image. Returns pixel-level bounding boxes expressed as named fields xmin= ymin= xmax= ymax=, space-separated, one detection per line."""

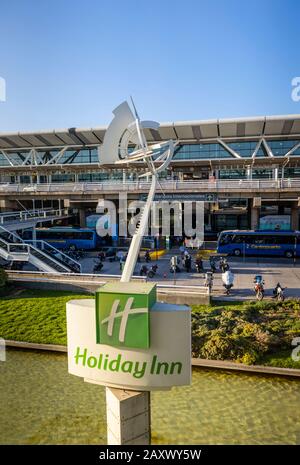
xmin=22 ymin=249 xmax=300 ymax=300
xmin=78 ymin=251 xmax=300 ymax=300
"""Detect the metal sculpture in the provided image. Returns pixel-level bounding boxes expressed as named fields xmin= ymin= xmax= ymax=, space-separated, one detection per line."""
xmin=100 ymin=99 xmax=175 ymax=282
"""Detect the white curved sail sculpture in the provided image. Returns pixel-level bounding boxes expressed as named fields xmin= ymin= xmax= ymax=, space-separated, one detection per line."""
xmin=100 ymin=100 xmax=175 ymax=282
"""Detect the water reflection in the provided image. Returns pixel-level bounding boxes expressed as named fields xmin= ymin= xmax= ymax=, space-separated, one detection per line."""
xmin=0 ymin=349 xmax=299 ymax=444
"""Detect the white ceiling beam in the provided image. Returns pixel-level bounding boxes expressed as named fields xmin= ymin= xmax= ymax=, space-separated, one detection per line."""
xmin=22 ymin=149 xmax=34 ymax=166
xmin=262 ymin=138 xmax=274 ymax=157
xmin=217 ymin=139 xmax=241 ymax=158
xmin=284 ymin=141 xmax=300 ymax=157
xmin=0 ymin=149 xmax=15 ymax=166
xmin=45 ymin=147 xmax=69 ymax=165
xmin=252 ymin=138 xmax=263 ymax=158
xmin=33 ymin=149 xmax=44 ymax=165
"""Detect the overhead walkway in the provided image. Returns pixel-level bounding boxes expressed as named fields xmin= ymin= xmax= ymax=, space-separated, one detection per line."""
xmin=0 ymin=207 xmax=72 ymax=231
xmin=0 ymin=179 xmax=300 ymax=198
xmin=0 ymin=226 xmax=81 ymax=273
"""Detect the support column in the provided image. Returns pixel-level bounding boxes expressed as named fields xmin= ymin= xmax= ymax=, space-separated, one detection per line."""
xmin=106 ymin=387 xmax=150 ymax=445
xmin=79 ymin=208 xmax=86 ymax=227
xmin=0 ymin=199 xmax=18 ymax=211
xmin=291 ymin=202 xmax=299 ymax=230
xmin=32 ymin=227 xmax=37 ymax=247
xmin=246 ymin=166 xmax=252 ymax=180
xmin=251 ymin=204 xmax=260 ymax=230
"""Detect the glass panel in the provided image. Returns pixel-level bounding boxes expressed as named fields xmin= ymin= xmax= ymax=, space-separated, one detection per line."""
xmin=173 ymin=143 xmax=233 ymax=160
xmin=284 ymin=168 xmax=300 ymax=178
xmin=268 ymin=140 xmax=300 ymax=156
xmin=252 ymin=169 xmax=273 ymax=179
xmin=219 ymin=169 xmax=246 ymax=179
xmin=226 ymin=141 xmax=257 ymax=158
xmin=51 ymin=174 xmax=75 ymax=183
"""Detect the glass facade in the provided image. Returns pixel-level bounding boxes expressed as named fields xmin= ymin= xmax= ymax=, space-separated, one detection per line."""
xmin=267 ymin=140 xmax=300 ymax=156
xmin=0 ymin=148 xmax=99 ymax=167
xmin=1 ymin=139 xmax=300 ymax=167
xmin=51 ymin=174 xmax=75 ymax=183
xmin=173 ymin=143 xmax=233 ymax=160
xmin=214 ymin=214 xmax=249 ymax=232
xmin=283 ymin=168 xmax=300 ymax=178
xmin=252 ymin=169 xmax=273 ymax=179
xmin=219 ymin=169 xmax=247 ymax=179
xmin=226 ymin=141 xmax=266 ymax=158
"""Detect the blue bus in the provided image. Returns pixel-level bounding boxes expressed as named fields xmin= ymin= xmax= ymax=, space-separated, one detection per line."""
xmin=23 ymin=227 xmax=100 ymax=250
xmin=217 ymin=230 xmax=300 ymax=258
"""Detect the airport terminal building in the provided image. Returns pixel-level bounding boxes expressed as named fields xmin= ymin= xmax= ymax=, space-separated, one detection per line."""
xmin=1 ymin=114 xmax=300 ymax=236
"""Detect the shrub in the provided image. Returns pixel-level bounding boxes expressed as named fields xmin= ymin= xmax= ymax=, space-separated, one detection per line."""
xmin=0 ymin=267 xmax=8 ymax=288
xmin=0 ymin=268 xmax=8 ymax=297
xmin=191 ymin=299 xmax=300 ymax=366
xmin=199 ymin=333 xmax=236 ymax=360
xmin=237 ymin=352 xmax=258 ymax=365
xmin=241 ymin=322 xmax=260 ymax=337
xmin=242 ymin=303 xmax=263 ymax=322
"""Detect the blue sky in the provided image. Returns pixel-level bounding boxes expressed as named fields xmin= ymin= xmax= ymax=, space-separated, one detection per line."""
xmin=0 ymin=0 xmax=299 ymax=131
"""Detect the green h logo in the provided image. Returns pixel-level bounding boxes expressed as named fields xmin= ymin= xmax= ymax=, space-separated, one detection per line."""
xmin=95 ymin=283 xmax=156 ymax=349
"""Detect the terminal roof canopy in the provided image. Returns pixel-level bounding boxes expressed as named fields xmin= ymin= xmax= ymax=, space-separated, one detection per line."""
xmin=1 ymin=114 xmax=300 ymax=150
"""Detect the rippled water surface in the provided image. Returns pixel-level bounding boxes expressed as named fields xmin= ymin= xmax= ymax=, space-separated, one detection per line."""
xmin=0 ymin=349 xmax=300 ymax=444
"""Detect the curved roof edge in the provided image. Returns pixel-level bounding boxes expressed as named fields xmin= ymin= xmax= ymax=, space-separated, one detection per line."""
xmin=1 ymin=114 xmax=300 ymax=150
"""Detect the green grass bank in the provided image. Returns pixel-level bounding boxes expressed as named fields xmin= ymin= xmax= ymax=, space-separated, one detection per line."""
xmin=0 ymin=288 xmax=299 ymax=369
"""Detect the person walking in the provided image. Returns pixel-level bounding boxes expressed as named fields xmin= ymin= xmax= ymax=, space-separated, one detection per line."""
xmin=186 ymin=254 xmax=192 ymax=272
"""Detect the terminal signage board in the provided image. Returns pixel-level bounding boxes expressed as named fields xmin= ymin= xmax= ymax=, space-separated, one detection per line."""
xmin=139 ymin=193 xmax=217 ymax=202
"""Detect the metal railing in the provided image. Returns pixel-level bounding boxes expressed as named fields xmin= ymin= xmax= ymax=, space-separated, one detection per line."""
xmin=0 ymin=225 xmax=74 ymax=273
xmin=0 ymin=235 xmax=29 ymax=255
xmin=0 ymin=207 xmax=70 ymax=225
xmin=5 ymin=270 xmax=210 ymax=295
xmin=0 ymin=178 xmax=299 ymax=194
xmin=25 ymin=239 xmax=82 ymax=273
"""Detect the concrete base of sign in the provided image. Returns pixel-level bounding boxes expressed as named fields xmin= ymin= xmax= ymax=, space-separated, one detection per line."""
xmin=66 ymin=287 xmax=191 ymax=446
xmin=106 ymin=387 xmax=150 ymax=445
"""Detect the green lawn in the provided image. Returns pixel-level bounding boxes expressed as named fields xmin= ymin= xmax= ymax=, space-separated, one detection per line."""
xmin=0 ymin=289 xmax=92 ymax=345
xmin=0 ymin=288 xmax=300 ymax=369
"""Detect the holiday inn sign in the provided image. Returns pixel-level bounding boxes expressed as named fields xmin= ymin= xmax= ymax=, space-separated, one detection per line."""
xmin=66 ymin=282 xmax=191 ymax=390
xmin=95 ymin=282 xmax=155 ymax=349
